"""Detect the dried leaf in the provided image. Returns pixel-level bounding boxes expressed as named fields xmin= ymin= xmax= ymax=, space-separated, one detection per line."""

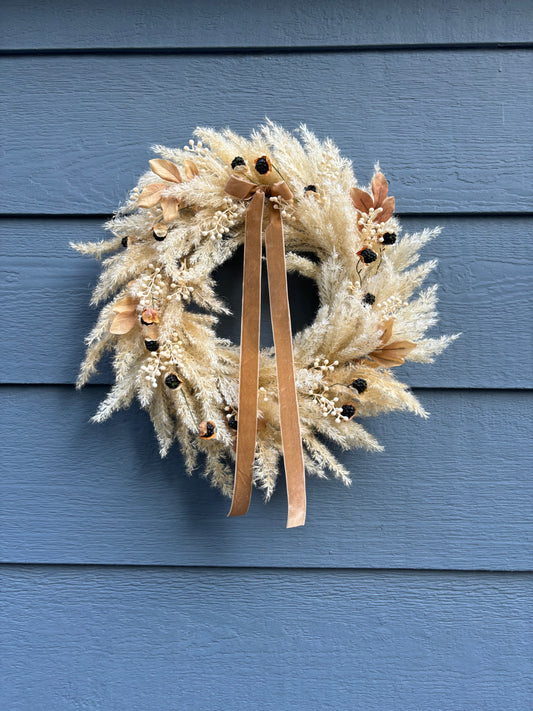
xmin=138 ymin=182 xmax=165 ymax=208
xmin=112 ymin=295 xmax=138 ymax=314
xmin=369 ymin=340 xmax=417 ymax=367
xmin=350 ymin=187 xmax=373 ymax=213
xmin=161 ymin=197 xmax=180 ymax=223
xmin=380 ymin=318 xmax=395 ymax=345
xmin=110 ymin=313 xmax=137 ymax=335
xmin=183 ymin=159 xmax=199 ymax=180
xmin=377 ymin=195 xmax=395 ymax=222
xmin=371 ymin=172 xmax=388 ymax=206
xmin=149 ymin=159 xmax=182 ymax=183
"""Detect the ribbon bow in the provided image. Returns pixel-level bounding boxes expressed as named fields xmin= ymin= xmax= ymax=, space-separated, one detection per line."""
xmin=224 ymin=174 xmax=306 ymax=528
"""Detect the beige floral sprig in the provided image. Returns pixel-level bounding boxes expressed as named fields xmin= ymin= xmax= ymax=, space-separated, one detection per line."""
xmin=368 ymin=319 xmax=417 ymax=367
xmin=138 ymin=159 xmax=199 ymax=222
xmin=350 ymin=172 xmax=395 ymax=224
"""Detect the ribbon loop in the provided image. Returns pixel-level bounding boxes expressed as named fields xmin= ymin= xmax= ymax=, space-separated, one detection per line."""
xmin=225 ymin=175 xmax=306 ymax=528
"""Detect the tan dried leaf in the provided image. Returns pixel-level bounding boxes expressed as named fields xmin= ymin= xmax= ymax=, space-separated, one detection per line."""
xmin=138 ymin=182 xmax=165 ymax=208
xmin=380 ymin=318 xmax=395 ymax=345
xmin=149 ymin=159 xmax=182 ymax=183
xmin=371 ymin=172 xmax=389 ymax=206
xmin=110 ymin=313 xmax=138 ymax=335
xmin=183 ymin=159 xmax=199 ymax=180
xmin=350 ymin=187 xmax=373 ymax=213
xmin=377 ymin=196 xmax=395 ymax=223
xmin=161 ymin=197 xmax=180 ymax=223
xmin=369 ymin=340 xmax=417 ymax=367
xmin=112 ymin=295 xmax=138 ymax=314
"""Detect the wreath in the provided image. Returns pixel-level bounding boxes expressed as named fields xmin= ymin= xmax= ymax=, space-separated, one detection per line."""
xmin=73 ymin=122 xmax=456 ymax=527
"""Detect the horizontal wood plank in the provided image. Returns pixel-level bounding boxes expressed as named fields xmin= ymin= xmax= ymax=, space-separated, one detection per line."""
xmin=1 ymin=215 xmax=530 ymax=388
xmin=1 ymin=387 xmax=531 ymax=569
xmin=2 ymin=565 xmax=532 ymax=711
xmin=2 ymin=0 xmax=532 ymax=50
xmin=1 ymin=50 xmax=532 ymax=214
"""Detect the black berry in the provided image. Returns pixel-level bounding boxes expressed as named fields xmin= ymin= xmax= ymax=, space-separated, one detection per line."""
xmin=121 ymin=236 xmax=128 ymax=248
xmin=382 ymin=232 xmax=397 ymax=245
xmin=341 ymin=404 xmax=356 ymax=420
xmin=351 ymin=378 xmax=367 ymax=394
xmin=362 ymin=293 xmax=376 ymax=306
xmin=359 ymin=248 xmax=377 ymax=264
xmin=227 ymin=414 xmax=238 ymax=430
xmin=304 ymin=185 xmax=317 ymax=193
xmin=231 ymin=156 xmax=246 ymax=169
xmin=164 ymin=373 xmax=181 ymax=389
xmin=145 ymin=339 xmax=159 ymax=352
xmin=254 ymin=156 xmax=271 ymax=175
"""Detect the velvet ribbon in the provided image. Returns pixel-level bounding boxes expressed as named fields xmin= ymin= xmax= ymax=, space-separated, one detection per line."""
xmin=224 ymin=174 xmax=306 ymax=528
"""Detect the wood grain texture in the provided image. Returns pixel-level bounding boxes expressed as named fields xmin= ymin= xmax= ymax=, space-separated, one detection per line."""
xmin=2 ymin=50 xmax=532 ymax=214
xmin=1 ymin=216 xmax=530 ymax=388
xmin=2 ymin=565 xmax=532 ymax=711
xmin=2 ymin=0 xmax=532 ymax=50
xmin=1 ymin=387 xmax=531 ymax=569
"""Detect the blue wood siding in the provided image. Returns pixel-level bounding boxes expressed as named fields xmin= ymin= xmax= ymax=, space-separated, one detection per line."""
xmin=1 ymin=2 xmax=531 ymax=709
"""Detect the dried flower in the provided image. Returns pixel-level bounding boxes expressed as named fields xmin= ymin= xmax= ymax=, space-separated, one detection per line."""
xmin=140 ymin=308 xmax=159 ymax=326
xmin=350 ymin=172 xmax=395 ymax=224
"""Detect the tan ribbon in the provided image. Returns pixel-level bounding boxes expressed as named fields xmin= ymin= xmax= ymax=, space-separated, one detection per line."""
xmin=225 ymin=174 xmax=306 ymax=528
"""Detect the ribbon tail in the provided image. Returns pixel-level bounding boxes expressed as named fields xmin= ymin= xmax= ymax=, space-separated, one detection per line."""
xmin=265 ymin=204 xmax=306 ymax=528
xmin=228 ymin=191 xmax=264 ymax=518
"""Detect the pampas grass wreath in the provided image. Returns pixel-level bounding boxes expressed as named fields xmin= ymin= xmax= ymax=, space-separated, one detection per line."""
xmin=73 ymin=121 xmax=457 ymax=514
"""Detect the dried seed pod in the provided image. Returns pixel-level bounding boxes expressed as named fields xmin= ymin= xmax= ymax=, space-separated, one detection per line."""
xmin=382 ymin=232 xmax=397 ymax=245
xmin=357 ymin=247 xmax=378 ymax=264
xmin=304 ymin=184 xmax=317 ymax=194
xmin=121 ymin=236 xmax=128 ymax=248
xmin=144 ymin=339 xmax=159 ymax=352
xmin=153 ymin=222 xmax=168 ymax=241
xmin=164 ymin=373 xmax=181 ymax=389
xmin=199 ymin=420 xmax=216 ymax=439
xmin=254 ymin=155 xmax=271 ymax=175
xmin=340 ymin=403 xmax=356 ymax=420
xmin=227 ymin=413 xmax=238 ymax=430
xmin=231 ymin=156 xmax=246 ymax=170
xmin=351 ymin=378 xmax=367 ymax=394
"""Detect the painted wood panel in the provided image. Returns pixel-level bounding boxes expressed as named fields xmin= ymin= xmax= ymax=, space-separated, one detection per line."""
xmin=2 ymin=565 xmax=532 ymax=711
xmin=2 ymin=387 xmax=531 ymax=569
xmin=1 ymin=216 xmax=530 ymax=388
xmin=2 ymin=50 xmax=532 ymax=214
xmin=2 ymin=0 xmax=532 ymax=50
